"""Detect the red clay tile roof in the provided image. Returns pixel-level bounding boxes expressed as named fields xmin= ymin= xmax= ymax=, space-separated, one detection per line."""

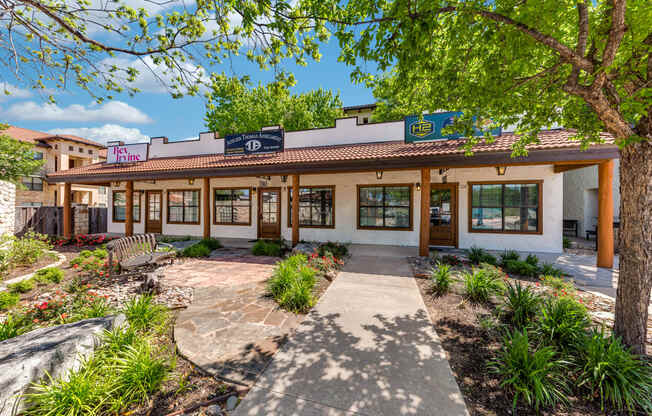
xmin=47 ymin=129 xmax=616 ymax=181
xmin=2 ymin=125 xmax=105 ymax=148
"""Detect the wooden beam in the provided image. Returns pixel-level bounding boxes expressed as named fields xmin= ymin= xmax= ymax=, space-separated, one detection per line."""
xmin=203 ymin=177 xmax=210 ymax=239
xmin=553 ymin=163 xmax=597 ymax=173
xmin=63 ymin=182 xmax=72 ymax=239
xmin=419 ymin=168 xmax=431 ymax=257
xmin=292 ymin=174 xmax=300 ymax=246
xmin=597 ymin=160 xmax=614 ymax=268
xmin=125 ymin=180 xmax=133 ymax=237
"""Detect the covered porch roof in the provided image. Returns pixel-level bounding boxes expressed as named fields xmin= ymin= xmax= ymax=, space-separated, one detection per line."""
xmin=46 ymin=129 xmax=618 ymax=184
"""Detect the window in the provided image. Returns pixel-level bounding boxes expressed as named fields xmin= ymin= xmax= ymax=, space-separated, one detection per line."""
xmin=358 ymin=185 xmax=412 ymax=230
xmin=20 ymin=202 xmax=42 ymax=207
xmin=33 ymin=151 xmax=43 ymax=160
xmin=112 ymin=191 xmax=141 ymax=222
xmin=214 ymin=188 xmax=251 ymax=225
xmin=362 ymin=117 xmax=369 ymax=124
xmin=288 ymin=186 xmax=334 ymax=228
xmin=469 ymin=181 xmax=541 ymax=233
xmin=68 ymin=145 xmax=74 ymax=151
xmin=88 ymin=149 xmax=93 ymax=155
xmin=167 ymin=190 xmax=200 ymax=224
xmin=78 ymin=147 xmax=83 ymax=152
xmin=22 ymin=176 xmax=43 ymax=191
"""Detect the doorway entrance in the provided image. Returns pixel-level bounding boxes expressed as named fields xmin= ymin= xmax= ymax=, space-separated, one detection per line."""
xmin=429 ymin=183 xmax=458 ymax=247
xmin=145 ymin=191 xmax=162 ymax=234
xmin=258 ymin=188 xmax=281 ymax=239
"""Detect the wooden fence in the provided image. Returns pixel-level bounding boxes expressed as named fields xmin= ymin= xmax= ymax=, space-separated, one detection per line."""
xmin=15 ymin=206 xmax=107 ymax=237
xmin=88 ymin=207 xmax=107 ymax=234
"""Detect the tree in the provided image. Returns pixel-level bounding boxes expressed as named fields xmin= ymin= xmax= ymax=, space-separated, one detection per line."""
xmin=294 ymin=0 xmax=651 ymax=352
xmin=205 ymin=74 xmax=343 ymax=135
xmin=0 ymin=124 xmax=44 ymax=182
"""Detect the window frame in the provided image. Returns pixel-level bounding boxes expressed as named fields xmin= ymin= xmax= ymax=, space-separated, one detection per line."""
xmin=112 ymin=190 xmax=142 ymax=223
xmin=22 ymin=176 xmax=44 ymax=191
xmin=357 ymin=183 xmax=413 ymax=231
xmin=212 ymin=187 xmax=252 ymax=226
xmin=467 ymin=180 xmax=543 ymax=235
xmin=287 ymin=185 xmax=336 ymax=229
xmin=166 ymin=189 xmax=201 ymax=225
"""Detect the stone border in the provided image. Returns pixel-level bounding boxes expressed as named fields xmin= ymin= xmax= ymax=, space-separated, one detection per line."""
xmin=0 ymin=250 xmax=67 ymax=291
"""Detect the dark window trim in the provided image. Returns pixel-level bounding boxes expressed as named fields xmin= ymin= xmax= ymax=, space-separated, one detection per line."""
xmin=287 ymin=185 xmax=336 ymax=229
xmin=112 ymin=190 xmax=142 ymax=223
xmin=357 ymin=183 xmax=413 ymax=231
xmin=22 ymin=176 xmax=44 ymax=191
xmin=166 ymin=189 xmax=201 ymax=225
xmin=213 ymin=187 xmax=252 ymax=226
xmin=467 ymin=180 xmax=543 ymax=235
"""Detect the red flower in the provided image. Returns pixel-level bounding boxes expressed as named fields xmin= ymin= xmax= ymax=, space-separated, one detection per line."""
xmin=73 ymin=264 xmax=79 ymax=269
xmin=535 ymin=282 xmax=540 ymax=287
xmin=60 ymin=313 xmax=68 ymax=320
xmin=38 ymin=302 xmax=48 ymax=310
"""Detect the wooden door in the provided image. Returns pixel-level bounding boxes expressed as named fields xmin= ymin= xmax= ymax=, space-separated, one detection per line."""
xmin=258 ymin=188 xmax=281 ymax=239
xmin=145 ymin=191 xmax=162 ymax=234
xmin=429 ymin=183 xmax=458 ymax=247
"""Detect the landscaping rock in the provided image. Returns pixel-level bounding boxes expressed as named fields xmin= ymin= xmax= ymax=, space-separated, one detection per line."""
xmin=291 ymin=242 xmax=319 ymax=256
xmin=0 ymin=314 xmax=126 ymax=416
xmin=225 ymin=395 xmax=239 ymax=411
xmin=205 ymin=404 xmax=223 ymax=416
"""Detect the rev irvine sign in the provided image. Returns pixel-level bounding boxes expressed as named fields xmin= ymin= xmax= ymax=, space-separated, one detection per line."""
xmin=224 ymin=129 xmax=284 ymax=156
xmin=107 ymin=143 xmax=148 ymax=164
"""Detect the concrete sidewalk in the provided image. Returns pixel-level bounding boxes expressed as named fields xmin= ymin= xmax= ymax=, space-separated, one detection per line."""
xmin=233 ymin=245 xmax=468 ymax=416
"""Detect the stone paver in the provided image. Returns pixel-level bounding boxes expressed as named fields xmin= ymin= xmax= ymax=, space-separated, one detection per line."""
xmin=234 ymin=245 xmax=468 ymax=416
xmin=168 ymin=249 xmax=302 ymax=384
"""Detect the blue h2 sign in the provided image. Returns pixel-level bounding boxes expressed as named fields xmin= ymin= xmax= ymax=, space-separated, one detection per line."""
xmin=404 ymin=112 xmax=501 ymax=143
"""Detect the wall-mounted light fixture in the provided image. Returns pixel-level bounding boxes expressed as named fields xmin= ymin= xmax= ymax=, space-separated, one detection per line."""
xmin=376 ymin=171 xmax=383 ymax=180
xmin=281 ymin=175 xmax=288 ymax=183
xmin=188 ymin=178 xmax=195 ymax=185
xmin=415 ymin=182 xmax=421 ymax=191
xmin=496 ymin=166 xmax=507 ymax=176
xmin=438 ymin=168 xmax=449 ymax=176
xmin=252 ymin=186 xmax=257 ymax=192
xmin=112 ymin=181 xmax=121 ymax=187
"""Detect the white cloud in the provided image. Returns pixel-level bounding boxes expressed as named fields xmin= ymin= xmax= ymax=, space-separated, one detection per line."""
xmin=3 ymin=100 xmax=152 ymax=123
xmin=0 ymin=82 xmax=32 ymax=102
xmin=48 ymin=124 xmax=150 ymax=145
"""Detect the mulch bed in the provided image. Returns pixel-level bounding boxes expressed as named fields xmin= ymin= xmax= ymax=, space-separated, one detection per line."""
xmin=3 ymin=255 xmax=59 ymax=280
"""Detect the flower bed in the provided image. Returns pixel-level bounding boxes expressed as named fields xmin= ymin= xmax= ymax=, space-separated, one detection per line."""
xmin=52 ymin=233 xmax=119 ymax=248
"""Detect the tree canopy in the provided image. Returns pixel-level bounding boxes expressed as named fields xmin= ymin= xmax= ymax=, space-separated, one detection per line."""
xmin=205 ymin=75 xmax=343 ymax=135
xmin=0 ymin=124 xmax=44 ymax=183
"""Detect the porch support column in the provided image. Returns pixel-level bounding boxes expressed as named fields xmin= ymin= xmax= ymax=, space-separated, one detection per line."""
xmin=597 ymin=160 xmax=614 ymax=268
xmin=125 ymin=180 xmax=134 ymax=237
xmin=63 ymin=182 xmax=72 ymax=239
xmin=292 ymin=174 xmax=300 ymax=246
xmin=419 ymin=168 xmax=431 ymax=257
xmin=203 ymin=177 xmax=210 ymax=239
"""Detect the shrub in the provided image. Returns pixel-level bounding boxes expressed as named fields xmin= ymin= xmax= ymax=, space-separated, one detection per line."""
xmin=0 ymin=250 xmax=10 ymax=279
xmin=9 ymin=231 xmax=52 ymax=266
xmin=8 ymin=278 xmax=35 ymax=293
xmin=180 ymin=243 xmax=211 ymax=258
xmin=318 ymin=242 xmax=349 ymax=259
xmin=441 ymin=254 xmax=461 ymax=266
xmin=503 ymin=282 xmax=542 ymax=329
xmin=540 ymin=275 xmax=574 ymax=293
xmin=278 ymin=271 xmax=315 ymax=313
xmin=463 ymin=268 xmax=504 ymax=303
xmin=504 ymin=259 xmax=539 ymax=277
xmin=34 ymin=267 xmax=64 ymax=284
xmin=467 ymin=246 xmax=498 ymax=266
xmin=525 ymin=254 xmax=539 ymax=267
xmin=123 ymin=295 xmax=168 ymax=332
xmin=500 ymin=250 xmax=520 ymax=265
xmin=577 ymin=329 xmax=652 ymax=413
xmin=308 ymin=251 xmax=341 ymax=274
xmin=562 ymin=237 xmax=571 ymax=249
xmin=199 ymin=238 xmax=222 ymax=250
xmin=252 ymin=239 xmax=283 ymax=257
xmin=431 ymin=263 xmax=453 ymax=295
xmin=268 ymin=254 xmax=316 ymax=313
xmin=539 ymin=263 xmax=564 ymax=278
xmin=535 ymin=296 xmax=590 ymax=350
xmin=489 ymin=329 xmax=569 ymax=412
xmin=0 ymin=291 xmax=20 ymax=310
xmin=0 ymin=312 xmax=32 ymax=341
xmin=111 ymin=342 xmax=169 ymax=409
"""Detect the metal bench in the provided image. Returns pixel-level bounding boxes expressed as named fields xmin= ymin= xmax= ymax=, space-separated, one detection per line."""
xmin=107 ymin=234 xmax=175 ymax=277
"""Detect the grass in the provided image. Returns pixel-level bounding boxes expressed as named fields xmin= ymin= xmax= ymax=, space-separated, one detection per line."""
xmin=123 ymin=295 xmax=168 ymax=332
xmin=252 ymin=239 xmax=283 ymax=257
xmin=467 ymin=246 xmax=498 ymax=266
xmin=0 ymin=290 xmax=20 ymax=310
xmin=268 ymin=254 xmax=316 ymax=313
xmin=430 ymin=262 xmax=453 ymax=295
xmin=463 ymin=267 xmax=504 ymax=303
xmin=503 ymin=281 xmax=542 ymax=329
xmin=33 ymin=267 xmax=64 ymax=284
xmin=535 ymin=295 xmax=590 ymax=350
xmin=8 ymin=278 xmax=35 ymax=293
xmin=180 ymin=243 xmax=211 ymax=258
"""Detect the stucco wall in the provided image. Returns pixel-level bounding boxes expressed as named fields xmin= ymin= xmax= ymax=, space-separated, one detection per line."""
xmin=108 ymin=166 xmax=563 ymax=253
xmin=0 ymin=180 xmax=16 ymax=235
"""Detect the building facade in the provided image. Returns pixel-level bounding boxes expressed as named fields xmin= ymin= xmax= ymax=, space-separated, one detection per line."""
xmin=47 ymin=115 xmax=619 ymax=267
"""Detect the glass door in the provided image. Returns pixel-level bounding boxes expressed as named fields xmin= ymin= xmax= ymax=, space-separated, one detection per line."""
xmin=145 ymin=191 xmax=162 ymax=234
xmin=258 ymin=188 xmax=281 ymax=239
xmin=429 ymin=184 xmax=457 ymax=246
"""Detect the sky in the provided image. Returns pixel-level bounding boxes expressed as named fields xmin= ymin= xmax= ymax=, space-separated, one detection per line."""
xmin=0 ymin=3 xmax=375 ymax=145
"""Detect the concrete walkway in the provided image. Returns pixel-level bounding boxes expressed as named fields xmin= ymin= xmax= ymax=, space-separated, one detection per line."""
xmin=234 ymin=245 xmax=468 ymax=416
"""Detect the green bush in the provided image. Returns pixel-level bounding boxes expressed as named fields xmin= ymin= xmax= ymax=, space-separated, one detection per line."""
xmin=123 ymin=295 xmax=168 ymax=332
xmin=535 ymin=296 xmax=590 ymax=350
xmin=0 ymin=250 xmax=10 ymax=280
xmin=318 ymin=241 xmax=349 ymax=259
xmin=431 ymin=263 xmax=453 ymax=295
xmin=0 ymin=312 xmax=32 ymax=341
xmin=540 ymin=275 xmax=574 ymax=293
xmin=503 ymin=282 xmax=542 ymax=329
xmin=199 ymin=238 xmax=222 ymax=250
xmin=489 ymin=329 xmax=569 ymax=412
xmin=577 ymin=329 xmax=652 ymax=413
xmin=539 ymin=263 xmax=564 ymax=278
xmin=181 ymin=243 xmax=211 ymax=258
xmin=252 ymin=239 xmax=282 ymax=257
xmin=500 ymin=250 xmax=520 ymax=265
xmin=562 ymin=237 xmax=571 ymax=249
xmin=34 ymin=267 xmax=64 ymax=284
xmin=463 ymin=268 xmax=504 ymax=303
xmin=525 ymin=254 xmax=539 ymax=267
xmin=0 ymin=291 xmax=20 ymax=310
xmin=9 ymin=231 xmax=52 ymax=266
xmin=111 ymin=342 xmax=169 ymax=409
xmin=504 ymin=259 xmax=539 ymax=277
xmin=8 ymin=278 xmax=35 ymax=293
xmin=467 ymin=246 xmax=498 ymax=266
xmin=268 ymin=254 xmax=316 ymax=313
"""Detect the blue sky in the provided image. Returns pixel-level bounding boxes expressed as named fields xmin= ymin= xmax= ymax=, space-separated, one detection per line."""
xmin=0 ymin=24 xmax=374 ymax=145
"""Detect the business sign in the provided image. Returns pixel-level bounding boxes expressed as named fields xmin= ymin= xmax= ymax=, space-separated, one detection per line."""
xmin=224 ymin=129 xmax=284 ymax=156
xmin=404 ymin=112 xmax=502 ymax=143
xmin=107 ymin=143 xmax=148 ymax=164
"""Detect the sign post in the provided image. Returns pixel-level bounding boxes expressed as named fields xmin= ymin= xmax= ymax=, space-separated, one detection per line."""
xmin=404 ymin=112 xmax=501 ymax=143
xmin=224 ymin=129 xmax=284 ymax=156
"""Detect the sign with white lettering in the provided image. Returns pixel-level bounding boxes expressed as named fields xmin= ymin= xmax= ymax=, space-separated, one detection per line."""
xmin=224 ymin=129 xmax=284 ymax=156
xmin=107 ymin=143 xmax=148 ymax=164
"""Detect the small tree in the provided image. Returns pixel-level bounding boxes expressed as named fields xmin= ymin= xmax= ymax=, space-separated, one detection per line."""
xmin=0 ymin=124 xmax=44 ymax=183
xmin=205 ymin=75 xmax=343 ymax=135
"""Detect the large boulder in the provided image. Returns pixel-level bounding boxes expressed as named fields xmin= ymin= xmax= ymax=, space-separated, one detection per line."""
xmin=0 ymin=314 xmax=126 ymax=416
xmin=291 ymin=242 xmax=319 ymax=257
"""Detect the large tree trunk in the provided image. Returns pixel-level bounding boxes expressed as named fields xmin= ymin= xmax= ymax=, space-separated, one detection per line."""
xmin=614 ymin=140 xmax=652 ymax=355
